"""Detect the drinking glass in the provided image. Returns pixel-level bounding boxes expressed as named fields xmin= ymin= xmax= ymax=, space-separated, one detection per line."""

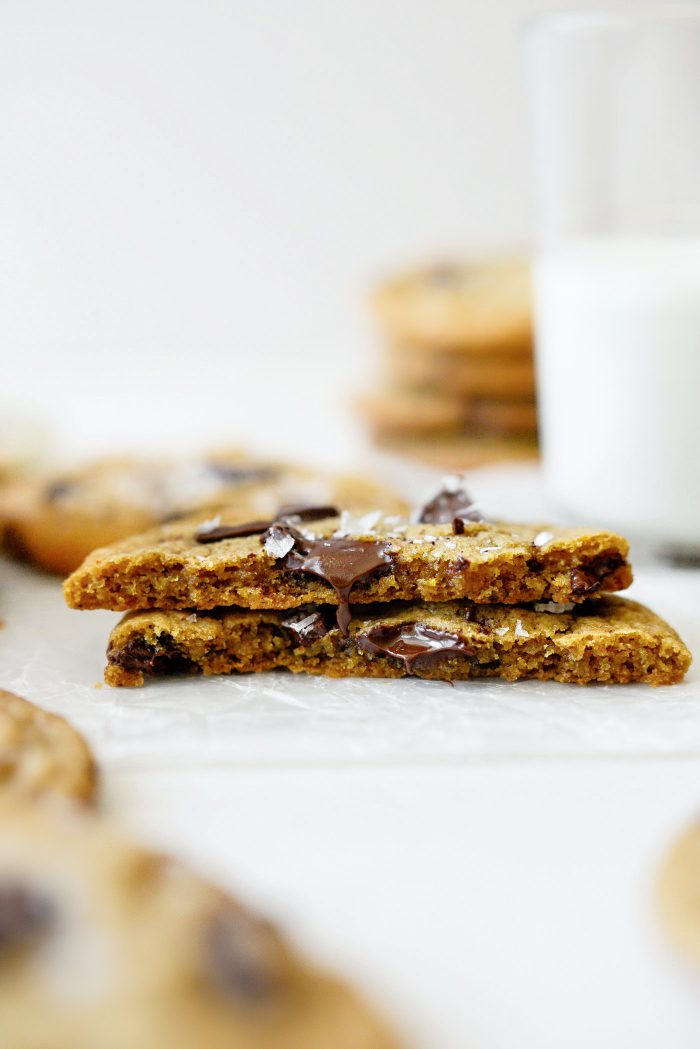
xmin=525 ymin=8 xmax=700 ymax=552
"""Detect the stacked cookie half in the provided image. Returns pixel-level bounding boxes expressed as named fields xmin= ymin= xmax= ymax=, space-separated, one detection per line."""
xmin=63 ymin=479 xmax=691 ymax=689
xmin=357 ymin=259 xmax=540 ymax=468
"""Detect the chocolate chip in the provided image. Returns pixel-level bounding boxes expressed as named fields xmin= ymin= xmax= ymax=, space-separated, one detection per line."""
xmin=276 ymin=504 xmax=339 ymax=523
xmin=280 ymin=608 xmax=332 ymax=645
xmin=570 ymin=554 xmax=625 ymax=596
xmin=282 ymin=537 xmax=394 ymax=635
xmin=196 ymin=520 xmax=272 ymax=543
xmin=0 ymin=884 xmax=53 ymax=952
xmin=426 ymin=263 xmax=462 ymax=286
xmin=205 ymin=464 xmax=279 ymax=486
xmin=356 ymin=622 xmax=472 ymax=674
xmin=419 ymin=481 xmax=483 ymax=525
xmin=107 ymin=634 xmax=191 ymax=677
xmin=205 ymin=909 xmax=282 ymax=1004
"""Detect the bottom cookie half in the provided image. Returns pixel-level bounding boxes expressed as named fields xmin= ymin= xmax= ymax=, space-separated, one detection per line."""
xmin=104 ymin=597 xmax=691 ymax=688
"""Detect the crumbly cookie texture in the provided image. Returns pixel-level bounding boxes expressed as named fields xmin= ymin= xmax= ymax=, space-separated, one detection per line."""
xmin=64 ymin=509 xmax=632 ymax=616
xmin=372 ymin=259 xmax=532 ymax=354
xmin=103 ymin=596 xmax=690 ymax=688
xmin=0 ymin=691 xmax=96 ymax=803
xmin=0 ymin=802 xmax=399 ymax=1049
xmin=657 ymin=822 xmax=700 ymax=966
xmin=0 ymin=453 xmax=406 ymax=576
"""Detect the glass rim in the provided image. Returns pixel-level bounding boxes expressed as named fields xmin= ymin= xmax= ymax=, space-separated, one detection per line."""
xmin=522 ymin=5 xmax=700 ymax=40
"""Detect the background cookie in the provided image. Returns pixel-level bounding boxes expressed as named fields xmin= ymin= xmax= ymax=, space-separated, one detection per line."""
xmin=0 ymin=801 xmax=399 ymax=1049
xmin=372 ymin=258 xmax=532 ymax=353
xmin=657 ymin=820 xmax=700 ymax=965
xmin=359 ymin=256 xmax=538 ymax=468
xmin=0 ymin=690 xmax=96 ymax=803
xmin=374 ymin=432 xmax=539 ymax=470
xmin=0 ymin=453 xmax=407 ymax=576
xmin=358 ymin=389 xmax=537 ymax=439
xmin=386 ymin=342 xmax=536 ymax=398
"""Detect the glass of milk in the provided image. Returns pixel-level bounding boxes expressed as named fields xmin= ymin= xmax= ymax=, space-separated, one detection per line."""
xmin=525 ymin=9 xmax=700 ymax=552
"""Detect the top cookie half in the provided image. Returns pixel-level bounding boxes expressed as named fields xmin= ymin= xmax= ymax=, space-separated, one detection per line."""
xmin=63 ymin=507 xmax=632 ymax=614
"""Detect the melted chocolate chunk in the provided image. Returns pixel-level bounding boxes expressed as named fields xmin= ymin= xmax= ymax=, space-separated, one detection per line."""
xmin=356 ymin=622 xmax=472 ymax=674
xmin=196 ymin=519 xmax=272 ymax=543
xmin=282 ymin=537 xmax=394 ymax=635
xmin=205 ymin=909 xmax=282 ymax=1004
xmin=0 ymin=884 xmax=53 ymax=952
xmin=205 ymin=464 xmax=279 ymax=486
xmin=419 ymin=482 xmax=483 ymax=526
xmin=280 ymin=607 xmax=332 ymax=645
xmin=276 ymin=503 xmax=339 ymax=523
xmin=570 ymin=554 xmax=625 ymax=596
xmin=107 ymin=634 xmax=191 ymax=677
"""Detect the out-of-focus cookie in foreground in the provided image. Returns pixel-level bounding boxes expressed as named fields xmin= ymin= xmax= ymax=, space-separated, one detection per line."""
xmin=0 ymin=690 xmax=96 ymax=804
xmin=104 ymin=596 xmax=692 ymax=689
xmin=0 ymin=801 xmax=400 ymax=1049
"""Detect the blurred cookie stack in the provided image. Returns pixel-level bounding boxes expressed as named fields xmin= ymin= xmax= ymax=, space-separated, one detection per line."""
xmin=358 ymin=259 xmax=539 ymax=468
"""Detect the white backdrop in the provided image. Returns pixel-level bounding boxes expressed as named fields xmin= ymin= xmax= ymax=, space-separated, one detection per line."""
xmin=0 ymin=0 xmax=648 ymax=462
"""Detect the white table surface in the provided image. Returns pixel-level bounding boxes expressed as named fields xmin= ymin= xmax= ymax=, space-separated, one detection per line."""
xmin=1 ymin=462 xmax=699 ymax=1049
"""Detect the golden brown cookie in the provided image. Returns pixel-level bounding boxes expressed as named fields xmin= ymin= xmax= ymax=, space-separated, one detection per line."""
xmin=63 ymin=488 xmax=632 ymax=616
xmin=104 ymin=596 xmax=691 ymax=688
xmin=657 ymin=821 xmax=700 ymax=966
xmin=356 ymin=388 xmax=470 ymax=437
xmin=0 ymin=801 xmax=399 ymax=1049
xmin=375 ymin=432 xmax=539 ymax=470
xmin=0 ymin=691 xmax=96 ymax=803
xmin=1 ymin=454 xmax=407 ymax=576
xmin=358 ymin=388 xmax=537 ymax=439
xmin=385 ymin=342 xmax=536 ymax=397
xmin=372 ymin=259 xmax=532 ymax=354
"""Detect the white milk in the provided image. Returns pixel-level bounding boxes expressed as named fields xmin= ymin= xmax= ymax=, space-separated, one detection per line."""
xmin=534 ymin=238 xmax=700 ymax=549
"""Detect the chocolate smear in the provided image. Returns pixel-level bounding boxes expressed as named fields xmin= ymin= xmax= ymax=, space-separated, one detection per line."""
xmin=281 ymin=608 xmax=331 ymax=645
xmin=418 ymin=479 xmax=483 ymax=526
xmin=196 ymin=519 xmax=272 ymax=543
xmin=205 ymin=909 xmax=282 ymax=1004
xmin=0 ymin=884 xmax=53 ymax=952
xmin=280 ymin=536 xmax=394 ymax=635
xmin=357 ymin=622 xmax=472 ymax=674
xmin=276 ymin=503 xmax=338 ymax=523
